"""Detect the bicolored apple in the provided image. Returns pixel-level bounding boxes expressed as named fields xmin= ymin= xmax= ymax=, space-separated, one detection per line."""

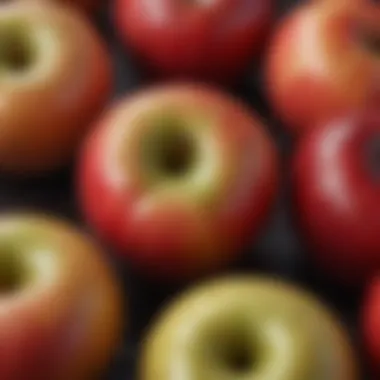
xmin=114 ymin=0 xmax=274 ymax=84
xmin=293 ymin=109 xmax=380 ymax=285
xmin=265 ymin=0 xmax=380 ymax=134
xmin=0 ymin=1 xmax=112 ymax=173
xmin=77 ymin=83 xmax=279 ymax=281
xmin=139 ymin=275 xmax=358 ymax=380
xmin=0 ymin=213 xmax=124 ymax=380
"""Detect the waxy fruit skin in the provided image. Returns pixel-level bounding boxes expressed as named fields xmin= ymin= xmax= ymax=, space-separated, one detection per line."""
xmin=0 ymin=214 xmax=124 ymax=380
xmin=266 ymin=0 xmax=380 ymax=134
xmin=114 ymin=0 xmax=274 ymax=83
xmin=0 ymin=2 xmax=112 ymax=173
xmin=78 ymin=83 xmax=278 ymax=281
xmin=139 ymin=275 xmax=358 ymax=380
xmin=293 ymin=110 xmax=380 ymax=285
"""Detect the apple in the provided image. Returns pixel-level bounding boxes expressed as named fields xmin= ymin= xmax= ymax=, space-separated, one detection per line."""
xmin=77 ymin=83 xmax=279 ymax=281
xmin=0 ymin=213 xmax=124 ymax=380
xmin=362 ymin=275 xmax=380 ymax=373
xmin=114 ymin=0 xmax=274 ymax=84
xmin=0 ymin=1 xmax=112 ymax=174
xmin=265 ymin=0 xmax=380 ymax=134
xmin=139 ymin=275 xmax=358 ymax=380
xmin=293 ymin=109 xmax=380 ymax=284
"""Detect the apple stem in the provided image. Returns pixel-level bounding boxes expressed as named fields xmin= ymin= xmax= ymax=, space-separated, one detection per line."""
xmin=211 ymin=327 xmax=256 ymax=374
xmin=0 ymin=250 xmax=25 ymax=294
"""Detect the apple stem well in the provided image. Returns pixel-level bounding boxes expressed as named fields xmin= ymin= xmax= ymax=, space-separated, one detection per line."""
xmin=209 ymin=327 xmax=257 ymax=374
xmin=0 ymin=24 xmax=35 ymax=73
xmin=357 ymin=25 xmax=380 ymax=56
xmin=218 ymin=342 xmax=254 ymax=373
xmin=0 ymin=250 xmax=26 ymax=294
xmin=141 ymin=119 xmax=199 ymax=178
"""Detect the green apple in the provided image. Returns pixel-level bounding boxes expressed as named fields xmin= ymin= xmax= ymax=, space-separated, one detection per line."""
xmin=139 ymin=275 xmax=358 ymax=380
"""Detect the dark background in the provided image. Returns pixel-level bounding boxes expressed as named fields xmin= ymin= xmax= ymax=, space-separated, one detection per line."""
xmin=2 ymin=0 xmax=370 ymax=379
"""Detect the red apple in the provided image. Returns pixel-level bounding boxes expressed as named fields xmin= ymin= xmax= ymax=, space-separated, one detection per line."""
xmin=362 ymin=275 xmax=380 ymax=373
xmin=265 ymin=0 xmax=380 ymax=134
xmin=0 ymin=1 xmax=112 ymax=173
xmin=114 ymin=0 xmax=274 ymax=84
xmin=293 ymin=109 xmax=380 ymax=284
xmin=0 ymin=213 xmax=124 ymax=380
xmin=77 ymin=83 xmax=279 ymax=281
xmin=140 ymin=275 xmax=358 ymax=380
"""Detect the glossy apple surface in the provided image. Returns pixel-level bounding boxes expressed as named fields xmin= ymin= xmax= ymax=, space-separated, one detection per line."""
xmin=114 ymin=0 xmax=274 ymax=83
xmin=293 ymin=110 xmax=380 ymax=284
xmin=0 ymin=2 xmax=112 ymax=173
xmin=78 ymin=83 xmax=278 ymax=281
xmin=139 ymin=275 xmax=358 ymax=380
xmin=362 ymin=275 xmax=380 ymax=373
xmin=0 ymin=214 xmax=124 ymax=380
xmin=265 ymin=0 xmax=380 ymax=134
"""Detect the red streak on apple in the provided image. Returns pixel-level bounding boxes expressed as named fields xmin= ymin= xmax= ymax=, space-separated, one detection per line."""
xmin=114 ymin=0 xmax=274 ymax=83
xmin=293 ymin=109 xmax=380 ymax=284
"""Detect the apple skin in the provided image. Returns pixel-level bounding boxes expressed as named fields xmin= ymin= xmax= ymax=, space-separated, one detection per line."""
xmin=0 ymin=2 xmax=112 ymax=174
xmin=362 ymin=275 xmax=380 ymax=373
xmin=114 ymin=0 xmax=274 ymax=84
xmin=293 ymin=109 xmax=380 ymax=285
xmin=0 ymin=214 xmax=124 ymax=380
xmin=77 ymin=83 xmax=279 ymax=281
xmin=265 ymin=0 xmax=380 ymax=134
xmin=139 ymin=275 xmax=358 ymax=380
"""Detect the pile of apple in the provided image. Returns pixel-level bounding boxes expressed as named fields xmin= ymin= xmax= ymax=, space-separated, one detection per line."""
xmin=0 ymin=0 xmax=379 ymax=378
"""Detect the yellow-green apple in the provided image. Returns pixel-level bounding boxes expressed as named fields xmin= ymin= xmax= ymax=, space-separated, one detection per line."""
xmin=265 ymin=0 xmax=380 ymax=134
xmin=0 ymin=213 xmax=124 ymax=380
xmin=0 ymin=1 xmax=112 ymax=173
xmin=139 ymin=275 xmax=358 ymax=380
xmin=77 ymin=83 xmax=279 ymax=281
xmin=114 ymin=0 xmax=274 ymax=84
